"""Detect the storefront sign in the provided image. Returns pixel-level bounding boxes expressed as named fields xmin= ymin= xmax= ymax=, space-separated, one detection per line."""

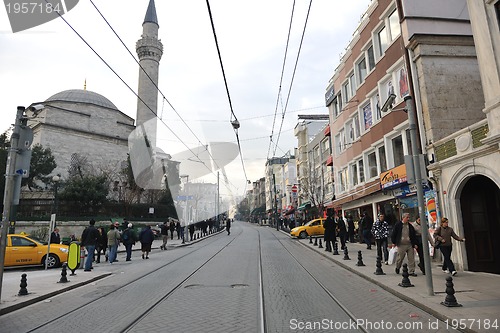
xmin=392 ymin=184 xmax=417 ymax=198
xmin=380 ymin=164 xmax=407 ymax=189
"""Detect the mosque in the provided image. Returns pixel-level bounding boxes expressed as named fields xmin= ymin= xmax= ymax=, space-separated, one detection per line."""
xmin=26 ymin=0 xmax=162 ymax=182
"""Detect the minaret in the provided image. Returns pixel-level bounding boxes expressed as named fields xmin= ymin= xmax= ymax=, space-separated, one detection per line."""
xmin=136 ymin=0 xmax=163 ymax=147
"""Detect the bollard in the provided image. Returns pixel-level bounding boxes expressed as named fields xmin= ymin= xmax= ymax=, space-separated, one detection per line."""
xmin=58 ymin=263 xmax=70 ymax=283
xmin=441 ymin=276 xmax=462 ymax=307
xmin=318 ymin=239 xmax=323 ymax=248
xmin=374 ymin=255 xmax=386 ymax=275
xmin=356 ymin=250 xmax=365 ymax=266
xmin=314 ymin=237 xmax=318 ymax=246
xmin=398 ymin=263 xmax=414 ymax=287
xmin=309 ymin=235 xmax=313 ymax=244
xmin=333 ymin=242 xmax=339 ymax=255
xmin=343 ymin=246 xmax=350 ymax=260
xmin=18 ymin=273 xmax=28 ymax=296
xmin=80 ymin=246 xmax=86 ymax=269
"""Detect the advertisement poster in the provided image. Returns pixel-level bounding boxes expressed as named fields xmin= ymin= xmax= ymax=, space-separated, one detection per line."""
xmin=399 ymin=67 xmax=409 ymax=98
xmin=363 ymin=103 xmax=372 ymax=130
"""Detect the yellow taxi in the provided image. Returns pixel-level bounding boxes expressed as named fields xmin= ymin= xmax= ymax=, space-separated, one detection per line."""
xmin=290 ymin=218 xmax=325 ymax=239
xmin=3 ymin=233 xmax=69 ymax=268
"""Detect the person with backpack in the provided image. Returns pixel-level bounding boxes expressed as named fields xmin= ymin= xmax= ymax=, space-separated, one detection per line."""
xmin=122 ymin=223 xmax=136 ymax=261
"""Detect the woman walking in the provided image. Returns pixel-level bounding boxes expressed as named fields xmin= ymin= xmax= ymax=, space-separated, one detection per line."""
xmin=139 ymin=225 xmax=155 ymax=259
xmin=434 ymin=217 xmax=465 ymax=276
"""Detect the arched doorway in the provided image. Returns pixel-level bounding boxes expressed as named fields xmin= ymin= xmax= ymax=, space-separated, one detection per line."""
xmin=460 ymin=175 xmax=500 ymax=274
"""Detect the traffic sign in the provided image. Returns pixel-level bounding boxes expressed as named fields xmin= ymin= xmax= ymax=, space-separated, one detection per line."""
xmin=291 ymin=185 xmax=298 ymax=193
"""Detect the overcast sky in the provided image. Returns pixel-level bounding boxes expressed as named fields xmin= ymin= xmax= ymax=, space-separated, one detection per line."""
xmin=0 ymin=0 xmax=371 ymax=198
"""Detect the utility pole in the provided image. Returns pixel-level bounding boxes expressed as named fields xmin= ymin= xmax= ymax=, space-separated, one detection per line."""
xmin=273 ymin=173 xmax=278 ymax=231
xmin=0 ymin=106 xmax=33 ymax=303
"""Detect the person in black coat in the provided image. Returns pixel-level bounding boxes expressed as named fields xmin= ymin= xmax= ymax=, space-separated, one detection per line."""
xmin=50 ymin=228 xmax=61 ymax=244
xmin=323 ymin=209 xmax=336 ymax=252
xmin=360 ymin=211 xmax=373 ymax=249
xmin=336 ymin=212 xmax=347 ymax=250
xmin=226 ymin=218 xmax=231 ymax=235
xmin=139 ymin=226 xmax=155 ymax=259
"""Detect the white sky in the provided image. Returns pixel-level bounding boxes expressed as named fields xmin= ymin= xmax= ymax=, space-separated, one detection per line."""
xmin=0 ymin=0 xmax=371 ymax=198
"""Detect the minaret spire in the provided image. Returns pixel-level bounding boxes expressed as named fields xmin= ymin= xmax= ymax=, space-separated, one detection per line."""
xmin=136 ymin=0 xmax=163 ymax=147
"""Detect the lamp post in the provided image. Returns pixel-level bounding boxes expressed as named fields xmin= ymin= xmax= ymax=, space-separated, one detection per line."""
xmin=382 ymin=94 xmax=434 ymax=296
xmin=52 ymin=174 xmax=60 ymax=224
xmin=180 ymin=174 xmax=189 ymax=243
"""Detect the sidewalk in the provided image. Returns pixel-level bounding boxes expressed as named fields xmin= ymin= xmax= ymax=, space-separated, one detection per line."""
xmin=291 ymin=232 xmax=500 ymax=333
xmin=0 ymin=233 xmax=209 ymax=315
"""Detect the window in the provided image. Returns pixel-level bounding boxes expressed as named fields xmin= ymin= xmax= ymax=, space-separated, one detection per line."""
xmin=368 ymin=151 xmax=378 ymax=178
xmin=349 ymin=73 xmax=356 ymax=95
xmin=351 ymin=163 xmax=358 ymax=186
xmin=357 ymin=57 xmax=367 ymax=84
xmin=338 ymin=168 xmax=348 ymax=192
xmin=342 ymin=82 xmax=350 ymax=105
xmin=372 ymin=94 xmax=382 ymax=122
xmin=361 ymin=103 xmax=373 ymax=131
xmin=377 ymin=26 xmax=388 ymax=55
xmin=321 ymin=138 xmax=330 ymax=155
xmin=392 ymin=135 xmax=404 ymax=166
xmin=367 ymin=45 xmax=375 ymax=70
xmin=333 ymin=95 xmax=341 ymax=117
xmin=358 ymin=159 xmax=365 ymax=183
xmin=388 ymin=10 xmax=401 ymax=41
xmin=334 ymin=134 xmax=341 ymax=155
xmin=353 ymin=113 xmax=360 ymax=140
xmin=378 ymin=146 xmax=387 ymax=173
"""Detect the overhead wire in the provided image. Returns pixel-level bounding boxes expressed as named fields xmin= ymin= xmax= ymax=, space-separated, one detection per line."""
xmin=273 ymin=0 xmax=313 ymax=157
xmin=267 ymin=0 xmax=296 ymax=161
xmin=205 ymin=0 xmax=249 ymax=189
xmin=48 ymin=0 xmax=240 ymax=195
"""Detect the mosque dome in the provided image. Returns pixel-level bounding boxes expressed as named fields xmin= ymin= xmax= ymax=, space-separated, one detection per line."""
xmin=45 ymin=89 xmax=118 ymax=110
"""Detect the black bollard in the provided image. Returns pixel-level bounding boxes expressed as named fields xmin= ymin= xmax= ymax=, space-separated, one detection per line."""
xmin=314 ymin=237 xmax=318 ymax=246
xmin=374 ymin=255 xmax=386 ymax=275
xmin=441 ymin=276 xmax=462 ymax=307
xmin=356 ymin=250 xmax=365 ymax=266
xmin=58 ymin=263 xmax=70 ymax=283
xmin=333 ymin=242 xmax=339 ymax=255
xmin=318 ymin=239 xmax=323 ymax=248
xmin=343 ymin=246 xmax=350 ymax=260
xmin=398 ymin=263 xmax=414 ymax=287
xmin=18 ymin=273 xmax=28 ymax=296
xmin=309 ymin=235 xmax=313 ymax=244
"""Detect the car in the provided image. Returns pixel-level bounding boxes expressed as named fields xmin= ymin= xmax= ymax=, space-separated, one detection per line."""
xmin=3 ymin=233 xmax=69 ymax=268
xmin=290 ymin=218 xmax=325 ymax=239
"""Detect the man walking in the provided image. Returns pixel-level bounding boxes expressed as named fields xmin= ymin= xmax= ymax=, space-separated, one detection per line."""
xmin=160 ymin=221 xmax=169 ymax=250
xmin=391 ymin=213 xmax=418 ymax=276
xmin=372 ymin=213 xmax=390 ymax=264
xmin=107 ymin=224 xmax=121 ymax=263
xmin=323 ymin=209 xmax=336 ymax=252
xmin=81 ymin=219 xmax=100 ymax=272
xmin=122 ymin=223 xmax=136 ymax=261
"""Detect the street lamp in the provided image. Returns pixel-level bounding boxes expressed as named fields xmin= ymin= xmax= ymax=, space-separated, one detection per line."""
xmin=382 ymin=94 xmax=434 ymax=296
xmin=52 ymin=174 xmax=60 ymax=215
xmin=180 ymin=174 xmax=189 ymax=243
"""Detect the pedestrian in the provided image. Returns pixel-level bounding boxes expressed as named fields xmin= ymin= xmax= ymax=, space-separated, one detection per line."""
xmin=226 ymin=218 xmax=231 ymax=235
xmin=433 ymin=217 xmax=465 ymax=276
xmin=139 ymin=225 xmax=155 ymax=259
xmin=160 ymin=221 xmax=169 ymax=250
xmin=107 ymin=224 xmax=121 ymax=264
xmin=81 ymin=219 xmax=100 ymax=272
xmin=96 ymin=227 xmax=107 ymax=263
xmin=50 ymin=227 xmax=61 ymax=244
xmin=346 ymin=214 xmax=355 ymax=243
xmin=391 ymin=212 xmax=418 ymax=276
xmin=411 ymin=217 xmax=435 ymax=274
xmin=169 ymin=220 xmax=176 ymax=240
xmin=360 ymin=211 xmax=373 ymax=249
xmin=176 ymin=220 xmax=181 ymax=239
xmin=323 ymin=209 xmax=336 ymax=252
xmin=371 ymin=213 xmax=389 ymax=264
xmin=336 ymin=211 xmax=347 ymax=250
xmin=121 ymin=223 xmax=136 ymax=261
xmin=189 ymin=223 xmax=195 ymax=241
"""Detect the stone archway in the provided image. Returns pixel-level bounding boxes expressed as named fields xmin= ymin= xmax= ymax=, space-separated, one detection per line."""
xmin=460 ymin=175 xmax=500 ymax=274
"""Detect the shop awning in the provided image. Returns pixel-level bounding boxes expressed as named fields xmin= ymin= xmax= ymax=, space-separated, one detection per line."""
xmin=250 ymin=206 xmax=265 ymax=215
xmin=297 ymin=201 xmax=311 ymax=210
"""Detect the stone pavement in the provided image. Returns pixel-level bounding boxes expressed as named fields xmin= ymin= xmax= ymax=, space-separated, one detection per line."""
xmin=1 ymin=226 xmax=499 ymax=333
xmin=288 ymin=232 xmax=500 ymax=333
xmin=0 ymin=233 xmax=204 ymax=315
